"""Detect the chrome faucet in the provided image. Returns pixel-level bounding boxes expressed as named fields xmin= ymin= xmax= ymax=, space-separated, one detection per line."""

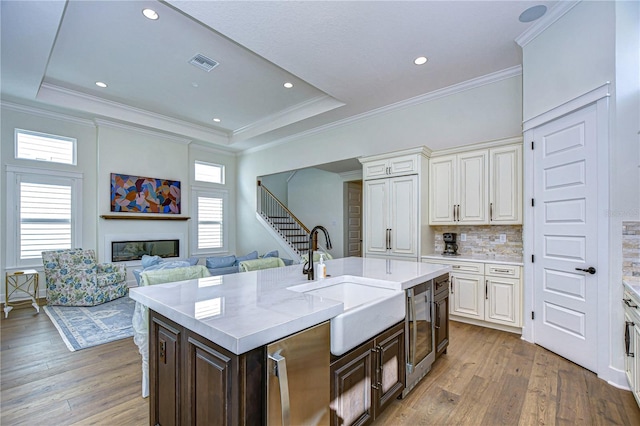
xmin=303 ymin=225 xmax=332 ymax=280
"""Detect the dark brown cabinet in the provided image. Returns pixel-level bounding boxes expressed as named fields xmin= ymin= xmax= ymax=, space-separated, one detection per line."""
xmin=330 ymin=321 xmax=405 ymax=426
xmin=149 ymin=311 xmax=263 ymax=426
xmin=433 ymin=274 xmax=450 ymax=359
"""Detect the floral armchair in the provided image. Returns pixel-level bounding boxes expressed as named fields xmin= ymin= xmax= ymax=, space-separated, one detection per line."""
xmin=42 ymin=249 xmax=127 ymax=306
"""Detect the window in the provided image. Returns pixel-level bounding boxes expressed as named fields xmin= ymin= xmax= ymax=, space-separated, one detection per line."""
xmin=6 ymin=166 xmax=83 ymax=267
xmin=192 ymin=188 xmax=228 ymax=255
xmin=195 ymin=161 xmax=225 ymax=184
xmin=15 ymin=129 xmax=76 ymax=165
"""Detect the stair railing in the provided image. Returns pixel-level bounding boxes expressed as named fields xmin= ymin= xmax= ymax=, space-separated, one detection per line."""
xmin=257 ymin=181 xmax=312 ymax=256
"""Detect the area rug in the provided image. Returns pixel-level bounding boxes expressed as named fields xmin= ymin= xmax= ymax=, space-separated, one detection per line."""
xmin=43 ymin=296 xmax=135 ymax=351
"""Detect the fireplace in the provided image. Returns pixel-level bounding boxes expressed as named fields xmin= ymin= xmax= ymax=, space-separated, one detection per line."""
xmin=111 ymin=239 xmax=179 ymax=262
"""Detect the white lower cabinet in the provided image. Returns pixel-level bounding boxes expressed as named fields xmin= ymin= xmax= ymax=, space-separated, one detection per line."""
xmin=623 ymin=287 xmax=640 ymax=408
xmin=424 ymin=258 xmax=523 ymax=331
xmin=451 ymin=272 xmax=484 ymax=320
xmin=485 ymin=276 xmax=520 ymax=327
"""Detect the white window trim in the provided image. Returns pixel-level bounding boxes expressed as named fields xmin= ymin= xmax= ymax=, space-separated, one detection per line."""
xmin=6 ymin=165 xmax=83 ymax=269
xmin=14 ymin=128 xmax=77 ymax=165
xmin=191 ymin=186 xmax=228 ymax=256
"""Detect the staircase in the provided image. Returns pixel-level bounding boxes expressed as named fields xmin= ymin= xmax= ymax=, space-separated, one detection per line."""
xmin=257 ymin=182 xmax=311 ymax=257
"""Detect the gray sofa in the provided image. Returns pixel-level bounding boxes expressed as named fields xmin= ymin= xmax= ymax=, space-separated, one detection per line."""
xmin=133 ymin=251 xmax=293 ymax=284
xmin=205 ymin=250 xmax=293 ymax=276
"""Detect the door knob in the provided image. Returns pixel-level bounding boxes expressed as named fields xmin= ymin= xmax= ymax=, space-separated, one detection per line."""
xmin=575 ymin=266 xmax=596 ymax=274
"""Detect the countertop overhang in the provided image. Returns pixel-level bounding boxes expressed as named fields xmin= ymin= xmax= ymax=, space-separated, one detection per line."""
xmin=129 ymin=257 xmax=450 ymax=355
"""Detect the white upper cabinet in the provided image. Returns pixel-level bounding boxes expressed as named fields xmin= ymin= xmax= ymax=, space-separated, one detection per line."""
xmin=458 ymin=150 xmax=489 ymax=224
xmin=364 ymin=175 xmax=418 ymax=257
xmin=360 ymin=147 xmax=430 ymax=261
xmin=362 ymin=153 xmax=419 ymax=179
xmin=429 ymin=155 xmax=456 ymax=223
xmin=429 ymin=140 xmax=522 ymax=225
xmin=489 ymin=144 xmax=522 ymax=224
xmin=429 ymin=150 xmax=488 ymax=225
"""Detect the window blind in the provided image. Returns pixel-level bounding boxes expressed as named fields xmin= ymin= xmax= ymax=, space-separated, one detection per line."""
xmin=20 ymin=182 xmax=72 ymax=259
xmin=197 ymin=195 xmax=223 ymax=249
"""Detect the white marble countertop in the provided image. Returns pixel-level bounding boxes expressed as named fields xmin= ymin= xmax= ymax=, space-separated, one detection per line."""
xmin=129 ymin=257 xmax=450 ymax=355
xmin=624 ymin=278 xmax=640 ymax=300
xmin=422 ymin=253 xmax=524 ymax=266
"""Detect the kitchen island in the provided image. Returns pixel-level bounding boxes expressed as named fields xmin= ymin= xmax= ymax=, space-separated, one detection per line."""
xmin=129 ymin=256 xmax=450 ymax=425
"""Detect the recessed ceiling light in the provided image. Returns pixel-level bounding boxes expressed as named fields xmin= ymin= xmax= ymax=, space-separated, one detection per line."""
xmin=213 ymin=118 xmax=221 ymax=123
xmin=414 ymin=56 xmax=428 ymax=65
xmin=519 ymin=5 xmax=547 ymax=23
xmin=283 ymin=82 xmax=294 ymax=89
xmin=95 ymin=81 xmax=107 ymax=88
xmin=142 ymin=8 xmax=159 ymax=20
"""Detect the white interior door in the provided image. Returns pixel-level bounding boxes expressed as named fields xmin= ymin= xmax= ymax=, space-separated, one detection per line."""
xmin=532 ymin=103 xmax=599 ymax=372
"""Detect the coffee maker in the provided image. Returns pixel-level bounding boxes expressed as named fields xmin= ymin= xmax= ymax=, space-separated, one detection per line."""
xmin=442 ymin=232 xmax=459 ymax=256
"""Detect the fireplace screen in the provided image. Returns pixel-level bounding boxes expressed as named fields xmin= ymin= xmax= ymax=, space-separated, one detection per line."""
xmin=111 ymin=239 xmax=179 ymax=262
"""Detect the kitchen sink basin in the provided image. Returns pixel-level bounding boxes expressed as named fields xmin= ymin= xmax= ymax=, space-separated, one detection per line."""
xmin=288 ymin=276 xmax=405 ymax=356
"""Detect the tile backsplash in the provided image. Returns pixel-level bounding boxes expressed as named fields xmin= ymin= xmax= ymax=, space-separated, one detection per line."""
xmin=623 ymin=221 xmax=640 ymax=279
xmin=432 ymin=225 xmax=523 ymax=257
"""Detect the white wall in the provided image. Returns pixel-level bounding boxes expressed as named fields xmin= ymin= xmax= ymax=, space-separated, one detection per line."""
xmin=259 ymin=171 xmax=290 ymax=205
xmin=288 ymin=168 xmax=346 ymax=258
xmin=0 ymin=104 xmax=239 ymax=292
xmin=236 ymin=75 xmax=523 ymax=256
xmin=1 ymin=103 xmax=98 ymax=299
xmin=521 ymin=0 xmax=640 ymax=386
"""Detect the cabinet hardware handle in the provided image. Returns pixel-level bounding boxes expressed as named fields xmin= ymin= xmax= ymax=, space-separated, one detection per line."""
xmin=625 ymin=321 xmax=635 ymax=357
xmin=575 ymin=266 xmax=596 ymax=274
xmin=485 ymin=280 xmax=488 ymax=300
xmin=624 ymin=299 xmax=639 ymax=309
xmin=493 ymin=268 xmax=511 ymax=273
xmin=452 ymin=265 xmax=461 ymax=269
xmin=268 ymin=350 xmax=291 ymax=426
xmin=159 ymin=340 xmax=166 ymax=364
xmin=451 ymin=277 xmax=454 ymax=294
xmin=490 ymin=202 xmax=493 ymax=221
xmin=456 ymin=205 xmax=460 ymax=221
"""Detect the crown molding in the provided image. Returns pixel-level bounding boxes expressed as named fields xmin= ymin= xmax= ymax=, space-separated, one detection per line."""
xmin=339 ymin=170 xmax=363 ymax=180
xmin=37 ymin=83 xmax=230 ymax=145
xmin=515 ymin=1 xmax=580 ymax=47
xmin=94 ymin=118 xmax=192 ymax=145
xmin=189 ymin=140 xmax=239 ymax=156
xmin=430 ymin=136 xmax=524 ymax=157
xmin=230 ymin=94 xmax=345 ymax=144
xmin=0 ymin=100 xmax=96 ymax=127
xmin=359 ymin=146 xmax=432 ymax=164
xmin=243 ymin=66 xmax=522 ymax=155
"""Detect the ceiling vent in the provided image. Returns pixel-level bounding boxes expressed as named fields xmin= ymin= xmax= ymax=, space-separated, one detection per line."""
xmin=189 ymin=54 xmax=219 ymax=72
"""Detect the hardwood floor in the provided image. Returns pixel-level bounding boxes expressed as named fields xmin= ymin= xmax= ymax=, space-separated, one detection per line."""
xmin=2 ymin=305 xmax=639 ymax=425
xmin=375 ymin=321 xmax=640 ymax=426
xmin=1 ymin=305 xmax=149 ymax=425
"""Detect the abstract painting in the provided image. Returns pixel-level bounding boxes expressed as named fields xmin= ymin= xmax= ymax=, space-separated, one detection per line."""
xmin=110 ymin=173 xmax=181 ymax=214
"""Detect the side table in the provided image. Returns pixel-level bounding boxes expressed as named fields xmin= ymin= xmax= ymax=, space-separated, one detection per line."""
xmin=5 ymin=269 xmax=40 ymax=318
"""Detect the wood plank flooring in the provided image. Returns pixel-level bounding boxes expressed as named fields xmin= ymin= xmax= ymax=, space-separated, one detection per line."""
xmin=2 ymin=305 xmax=639 ymax=425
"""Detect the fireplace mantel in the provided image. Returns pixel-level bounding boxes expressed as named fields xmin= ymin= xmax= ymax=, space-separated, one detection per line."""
xmin=100 ymin=215 xmax=190 ymax=221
